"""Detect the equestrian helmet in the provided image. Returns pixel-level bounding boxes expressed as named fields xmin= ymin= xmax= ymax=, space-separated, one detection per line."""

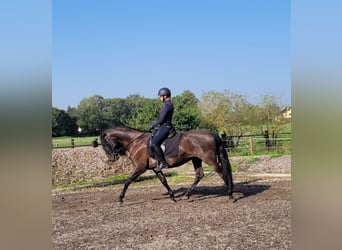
xmin=158 ymin=87 xmax=171 ymax=97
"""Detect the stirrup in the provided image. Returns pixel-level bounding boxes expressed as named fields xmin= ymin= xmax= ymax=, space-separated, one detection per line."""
xmin=154 ymin=161 xmax=168 ymax=171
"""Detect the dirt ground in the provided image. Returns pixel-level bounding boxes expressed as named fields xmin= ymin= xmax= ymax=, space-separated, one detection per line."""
xmin=52 ymin=173 xmax=291 ymax=249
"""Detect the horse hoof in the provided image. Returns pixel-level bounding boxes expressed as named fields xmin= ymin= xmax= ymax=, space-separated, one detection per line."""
xmin=228 ymin=194 xmax=234 ymax=201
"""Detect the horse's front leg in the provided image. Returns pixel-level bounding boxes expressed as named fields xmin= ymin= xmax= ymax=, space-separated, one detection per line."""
xmin=118 ymin=169 xmax=145 ymax=205
xmin=185 ymin=158 xmax=204 ymax=199
xmin=153 ymin=169 xmax=176 ymax=202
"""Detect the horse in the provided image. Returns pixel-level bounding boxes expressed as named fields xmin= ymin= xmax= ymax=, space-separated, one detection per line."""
xmin=100 ymin=126 xmax=234 ymax=204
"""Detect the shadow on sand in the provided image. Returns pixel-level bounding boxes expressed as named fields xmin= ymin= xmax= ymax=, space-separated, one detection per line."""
xmin=166 ymin=179 xmax=271 ymax=203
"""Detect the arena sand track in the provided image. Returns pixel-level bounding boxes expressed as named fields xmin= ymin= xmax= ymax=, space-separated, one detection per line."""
xmin=52 ymin=176 xmax=291 ymax=249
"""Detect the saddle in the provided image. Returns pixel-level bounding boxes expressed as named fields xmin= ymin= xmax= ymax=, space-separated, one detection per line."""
xmin=147 ymin=127 xmax=180 ymax=158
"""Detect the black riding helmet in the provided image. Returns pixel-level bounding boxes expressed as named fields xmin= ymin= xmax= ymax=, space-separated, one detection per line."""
xmin=158 ymin=87 xmax=171 ymax=97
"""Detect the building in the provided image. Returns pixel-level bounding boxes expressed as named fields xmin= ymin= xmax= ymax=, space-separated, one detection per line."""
xmin=280 ymin=106 xmax=291 ymax=119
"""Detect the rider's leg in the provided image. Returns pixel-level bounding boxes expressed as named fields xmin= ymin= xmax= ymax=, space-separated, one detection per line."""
xmin=151 ymin=144 xmax=168 ymax=170
xmin=151 ymin=126 xmax=169 ymax=171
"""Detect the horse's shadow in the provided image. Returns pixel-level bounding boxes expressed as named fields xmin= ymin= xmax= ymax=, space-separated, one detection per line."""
xmin=168 ymin=179 xmax=270 ymax=203
xmin=231 ymin=179 xmax=271 ymax=202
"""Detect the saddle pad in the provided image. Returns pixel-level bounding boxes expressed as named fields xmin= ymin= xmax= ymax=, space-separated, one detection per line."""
xmin=164 ymin=133 xmax=181 ymax=158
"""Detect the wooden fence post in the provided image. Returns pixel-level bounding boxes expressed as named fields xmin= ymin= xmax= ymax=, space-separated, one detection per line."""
xmin=249 ymin=136 xmax=253 ymax=155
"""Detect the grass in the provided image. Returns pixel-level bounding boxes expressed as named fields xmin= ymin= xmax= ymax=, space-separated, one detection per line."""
xmin=52 ymin=136 xmax=99 ymax=148
xmin=231 ymin=163 xmax=238 ymax=172
xmin=58 ymin=174 xmax=129 ymax=189
xmin=229 ymin=147 xmax=291 ymax=157
xmin=168 ymin=172 xmax=193 ymax=184
xmin=203 ymin=164 xmax=238 ymax=173
xmin=54 ymin=171 xmax=195 ymax=191
xmin=203 ymin=166 xmax=212 ymax=172
xmin=270 ymin=152 xmax=283 ymax=158
xmin=54 ymin=168 xmax=227 ymax=191
xmin=245 ymin=156 xmax=258 ymax=164
xmin=233 ymin=156 xmax=258 ymax=166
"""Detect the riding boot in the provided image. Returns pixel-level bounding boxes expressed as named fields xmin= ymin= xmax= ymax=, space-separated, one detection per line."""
xmin=151 ymin=144 xmax=168 ymax=171
xmin=155 ymin=161 xmax=168 ymax=171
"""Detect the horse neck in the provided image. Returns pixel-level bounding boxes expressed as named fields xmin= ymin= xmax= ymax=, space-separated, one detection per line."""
xmin=115 ymin=128 xmax=143 ymax=148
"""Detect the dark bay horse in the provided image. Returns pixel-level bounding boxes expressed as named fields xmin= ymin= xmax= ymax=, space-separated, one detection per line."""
xmin=100 ymin=126 xmax=234 ymax=204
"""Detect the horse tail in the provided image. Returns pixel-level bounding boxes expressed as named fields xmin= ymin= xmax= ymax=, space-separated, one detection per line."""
xmin=214 ymin=133 xmax=234 ymax=196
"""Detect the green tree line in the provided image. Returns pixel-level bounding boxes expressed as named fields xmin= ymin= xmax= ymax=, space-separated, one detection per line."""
xmin=52 ymin=90 xmax=290 ymax=137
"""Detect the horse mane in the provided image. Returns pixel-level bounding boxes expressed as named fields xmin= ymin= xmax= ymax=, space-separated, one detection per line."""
xmin=101 ymin=125 xmax=144 ymax=157
xmin=100 ymin=126 xmax=146 ymax=141
xmin=113 ymin=125 xmax=146 ymax=133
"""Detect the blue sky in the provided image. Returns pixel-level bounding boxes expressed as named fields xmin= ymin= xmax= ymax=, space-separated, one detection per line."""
xmin=52 ymin=0 xmax=290 ymax=110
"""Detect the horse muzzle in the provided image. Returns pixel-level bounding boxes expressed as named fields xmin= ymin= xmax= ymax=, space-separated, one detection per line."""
xmin=106 ymin=152 xmax=120 ymax=162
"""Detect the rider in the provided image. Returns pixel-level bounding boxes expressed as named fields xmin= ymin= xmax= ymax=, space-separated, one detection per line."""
xmin=148 ymin=87 xmax=174 ymax=171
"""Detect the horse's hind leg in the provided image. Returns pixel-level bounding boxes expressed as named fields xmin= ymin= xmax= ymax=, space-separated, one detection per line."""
xmin=153 ymin=169 xmax=176 ymax=202
xmin=185 ymin=158 xmax=204 ymax=199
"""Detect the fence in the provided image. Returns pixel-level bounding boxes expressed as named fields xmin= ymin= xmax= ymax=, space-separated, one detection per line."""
xmin=221 ymin=133 xmax=291 ymax=156
xmin=52 ymin=137 xmax=100 ymax=148
xmin=52 ymin=133 xmax=292 ymax=155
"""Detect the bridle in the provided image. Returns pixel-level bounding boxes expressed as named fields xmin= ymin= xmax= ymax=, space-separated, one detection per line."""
xmin=108 ymin=132 xmax=148 ymax=161
xmin=106 ymin=141 xmax=122 ymax=162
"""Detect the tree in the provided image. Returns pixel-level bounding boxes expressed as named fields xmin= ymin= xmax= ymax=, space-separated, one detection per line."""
xmin=126 ymin=90 xmax=203 ymax=131
xmin=198 ymin=90 xmax=257 ymax=136
xmin=227 ymin=94 xmax=260 ymax=135
xmin=53 ymin=90 xmax=289 ymax=139
xmin=258 ymin=95 xmax=284 ymax=145
xmin=76 ymin=95 xmax=106 ymax=135
xmin=198 ymin=90 xmax=234 ymax=134
xmin=66 ymin=106 xmax=79 ymax=133
xmin=102 ymin=98 xmax=129 ymax=127
xmin=126 ymin=98 xmax=161 ymax=130
xmin=52 ymin=107 xmax=77 ymax=136
xmin=173 ymin=91 xmax=202 ymax=131
xmin=100 ymin=94 xmax=153 ymax=129
xmin=121 ymin=94 xmax=148 ymax=125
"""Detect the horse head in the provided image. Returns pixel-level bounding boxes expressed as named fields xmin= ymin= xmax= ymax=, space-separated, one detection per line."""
xmin=100 ymin=131 xmax=125 ymax=162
